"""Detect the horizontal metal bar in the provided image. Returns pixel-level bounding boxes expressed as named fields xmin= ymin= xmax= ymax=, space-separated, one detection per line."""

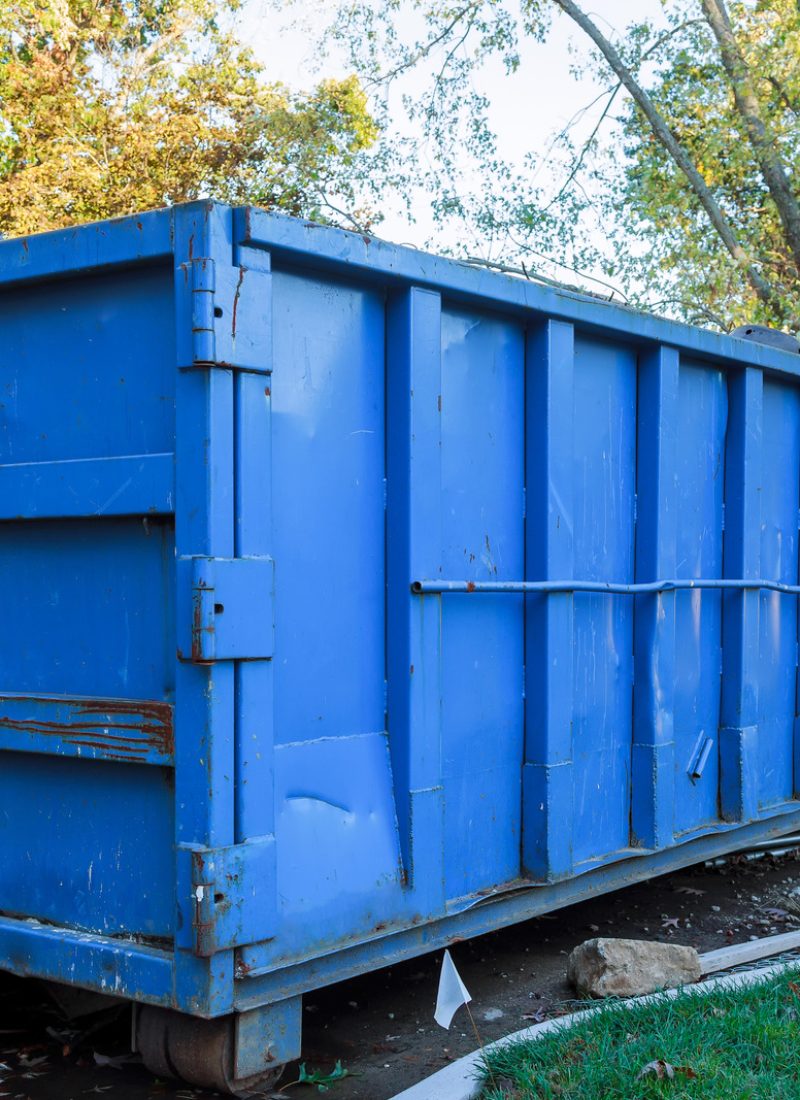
xmin=239 ymin=207 xmax=800 ymax=381
xmin=0 ymin=915 xmax=173 ymax=1006
xmin=0 ymin=453 xmax=174 ymax=520
xmin=0 ymin=693 xmax=174 ymax=766
xmin=412 ymin=577 xmax=800 ymax=596
xmin=0 ymin=208 xmax=174 ymax=287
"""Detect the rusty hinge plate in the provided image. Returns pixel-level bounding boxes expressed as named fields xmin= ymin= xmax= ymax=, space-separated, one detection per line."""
xmin=183 ymin=257 xmax=272 ymax=373
xmin=177 ymin=556 xmax=274 ymax=663
xmin=178 ymin=835 xmax=276 ymax=957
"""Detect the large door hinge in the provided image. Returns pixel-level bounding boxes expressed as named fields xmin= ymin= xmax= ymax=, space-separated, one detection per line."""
xmin=183 ymin=257 xmax=272 ymax=374
xmin=177 ymin=556 xmax=274 ymax=663
xmin=177 ymin=835 xmax=276 ymax=957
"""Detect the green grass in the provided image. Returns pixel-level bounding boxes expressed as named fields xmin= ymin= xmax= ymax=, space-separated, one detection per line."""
xmin=478 ymin=968 xmax=800 ymax=1099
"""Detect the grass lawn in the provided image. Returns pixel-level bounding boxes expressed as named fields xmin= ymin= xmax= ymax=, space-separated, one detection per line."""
xmin=479 ymin=968 xmax=800 ymax=1099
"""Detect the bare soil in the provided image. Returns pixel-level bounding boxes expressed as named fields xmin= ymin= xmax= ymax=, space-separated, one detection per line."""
xmin=3 ymin=850 xmax=800 ymax=1100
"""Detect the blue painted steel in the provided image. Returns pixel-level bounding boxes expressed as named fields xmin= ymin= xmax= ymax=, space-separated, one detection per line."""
xmin=523 ymin=319 xmax=575 ymax=879
xmin=3 ymin=201 xmax=800 ymax=1054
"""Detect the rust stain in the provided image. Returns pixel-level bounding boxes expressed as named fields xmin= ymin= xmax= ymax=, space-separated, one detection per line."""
xmin=231 ymin=266 xmax=246 ymax=339
xmin=466 ymin=581 xmax=476 ymax=593
xmin=0 ymin=696 xmax=174 ymax=762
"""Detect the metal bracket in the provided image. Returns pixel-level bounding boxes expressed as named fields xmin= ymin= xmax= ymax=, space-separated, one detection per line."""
xmin=178 ymin=835 xmax=276 ymax=956
xmin=177 ymin=556 xmax=274 ymax=663
xmin=182 ymin=256 xmax=272 ymax=373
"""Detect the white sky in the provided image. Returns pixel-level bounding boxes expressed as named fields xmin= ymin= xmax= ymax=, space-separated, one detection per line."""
xmin=236 ymin=1 xmax=666 ymax=281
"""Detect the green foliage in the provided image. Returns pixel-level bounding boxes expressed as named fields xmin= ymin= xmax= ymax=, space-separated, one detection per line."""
xmin=0 ymin=0 xmax=378 ymax=235
xmin=328 ymin=0 xmax=800 ymax=330
xmin=479 ymin=969 xmax=800 ymax=1099
xmin=617 ymin=1 xmax=800 ymax=329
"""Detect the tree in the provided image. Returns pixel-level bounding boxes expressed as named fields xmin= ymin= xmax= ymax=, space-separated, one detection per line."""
xmin=329 ymin=0 xmax=799 ymax=330
xmin=0 ymin=0 xmax=378 ymax=237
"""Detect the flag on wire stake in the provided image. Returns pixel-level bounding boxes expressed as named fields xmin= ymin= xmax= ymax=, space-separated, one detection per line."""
xmin=434 ymin=949 xmax=472 ymax=1028
xmin=434 ymin=950 xmax=500 ymax=1093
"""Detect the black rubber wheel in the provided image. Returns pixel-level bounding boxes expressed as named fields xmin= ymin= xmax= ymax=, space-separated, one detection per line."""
xmin=137 ymin=1006 xmax=284 ymax=1097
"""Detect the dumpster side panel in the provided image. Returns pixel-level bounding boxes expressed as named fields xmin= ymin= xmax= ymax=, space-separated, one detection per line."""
xmin=439 ymin=307 xmax=524 ymax=899
xmin=0 ymin=754 xmax=174 ymax=935
xmin=758 ymin=379 xmax=800 ymax=806
xmin=673 ymin=361 xmax=727 ymax=833
xmin=0 ymin=266 xmax=175 ymax=463
xmin=570 ymin=337 xmax=637 ymax=864
xmin=270 ymin=269 xmax=386 ymax=746
xmin=260 ymin=266 xmax=406 ymax=961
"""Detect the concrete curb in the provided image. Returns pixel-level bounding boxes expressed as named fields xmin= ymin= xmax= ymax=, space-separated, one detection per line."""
xmin=387 ymin=959 xmax=798 ymax=1100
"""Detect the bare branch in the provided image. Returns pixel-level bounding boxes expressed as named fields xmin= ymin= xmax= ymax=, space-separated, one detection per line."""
xmin=368 ymin=1 xmax=481 ymax=88
xmin=541 ymin=83 xmax=620 ymax=213
xmin=768 ymin=75 xmax=800 ymax=116
xmin=464 ymin=253 xmax=627 ymax=301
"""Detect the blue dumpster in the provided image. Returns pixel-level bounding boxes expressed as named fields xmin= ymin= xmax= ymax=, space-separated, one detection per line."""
xmin=1 ymin=201 xmax=800 ymax=1091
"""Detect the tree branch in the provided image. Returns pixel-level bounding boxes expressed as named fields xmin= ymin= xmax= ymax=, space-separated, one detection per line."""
xmin=542 ymin=82 xmax=620 ymax=213
xmin=699 ymin=0 xmax=800 ymax=273
xmin=549 ymin=0 xmax=779 ymax=310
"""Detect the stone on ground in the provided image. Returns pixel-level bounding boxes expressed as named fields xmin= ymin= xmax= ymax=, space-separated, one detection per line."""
xmin=567 ymin=937 xmax=701 ymax=998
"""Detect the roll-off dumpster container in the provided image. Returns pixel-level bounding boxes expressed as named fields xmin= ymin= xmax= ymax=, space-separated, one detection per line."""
xmin=1 ymin=201 xmax=800 ymax=1091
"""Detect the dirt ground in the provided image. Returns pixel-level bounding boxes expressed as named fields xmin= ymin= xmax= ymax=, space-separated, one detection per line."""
xmin=3 ymin=849 xmax=800 ymax=1100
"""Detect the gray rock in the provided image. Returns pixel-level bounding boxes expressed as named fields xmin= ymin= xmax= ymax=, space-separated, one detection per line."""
xmin=567 ymin=938 xmax=701 ymax=998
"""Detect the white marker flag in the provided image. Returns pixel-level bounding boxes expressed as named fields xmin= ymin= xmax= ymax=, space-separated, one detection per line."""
xmin=434 ymin=949 xmax=472 ymax=1029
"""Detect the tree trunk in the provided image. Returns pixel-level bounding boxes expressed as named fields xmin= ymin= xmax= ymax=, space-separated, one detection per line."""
xmin=700 ymin=0 xmax=800 ymax=274
xmin=549 ymin=0 xmax=779 ymax=312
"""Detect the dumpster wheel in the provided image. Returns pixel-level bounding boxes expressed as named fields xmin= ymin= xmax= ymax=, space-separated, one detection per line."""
xmin=137 ymin=1006 xmax=284 ymax=1097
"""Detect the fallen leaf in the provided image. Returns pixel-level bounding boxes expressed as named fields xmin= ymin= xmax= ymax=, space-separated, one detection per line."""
xmin=675 ymin=887 xmax=705 ymax=896
xmin=662 ymin=917 xmax=680 ymax=930
xmin=638 ymin=1060 xmax=697 ymax=1080
xmin=522 ymin=1008 xmax=547 ymax=1023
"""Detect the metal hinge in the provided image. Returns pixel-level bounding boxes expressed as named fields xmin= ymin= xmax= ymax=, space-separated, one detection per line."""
xmin=183 ymin=257 xmax=272 ymax=374
xmin=178 ymin=835 xmax=276 ymax=957
xmin=177 ymin=556 xmax=274 ymax=663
